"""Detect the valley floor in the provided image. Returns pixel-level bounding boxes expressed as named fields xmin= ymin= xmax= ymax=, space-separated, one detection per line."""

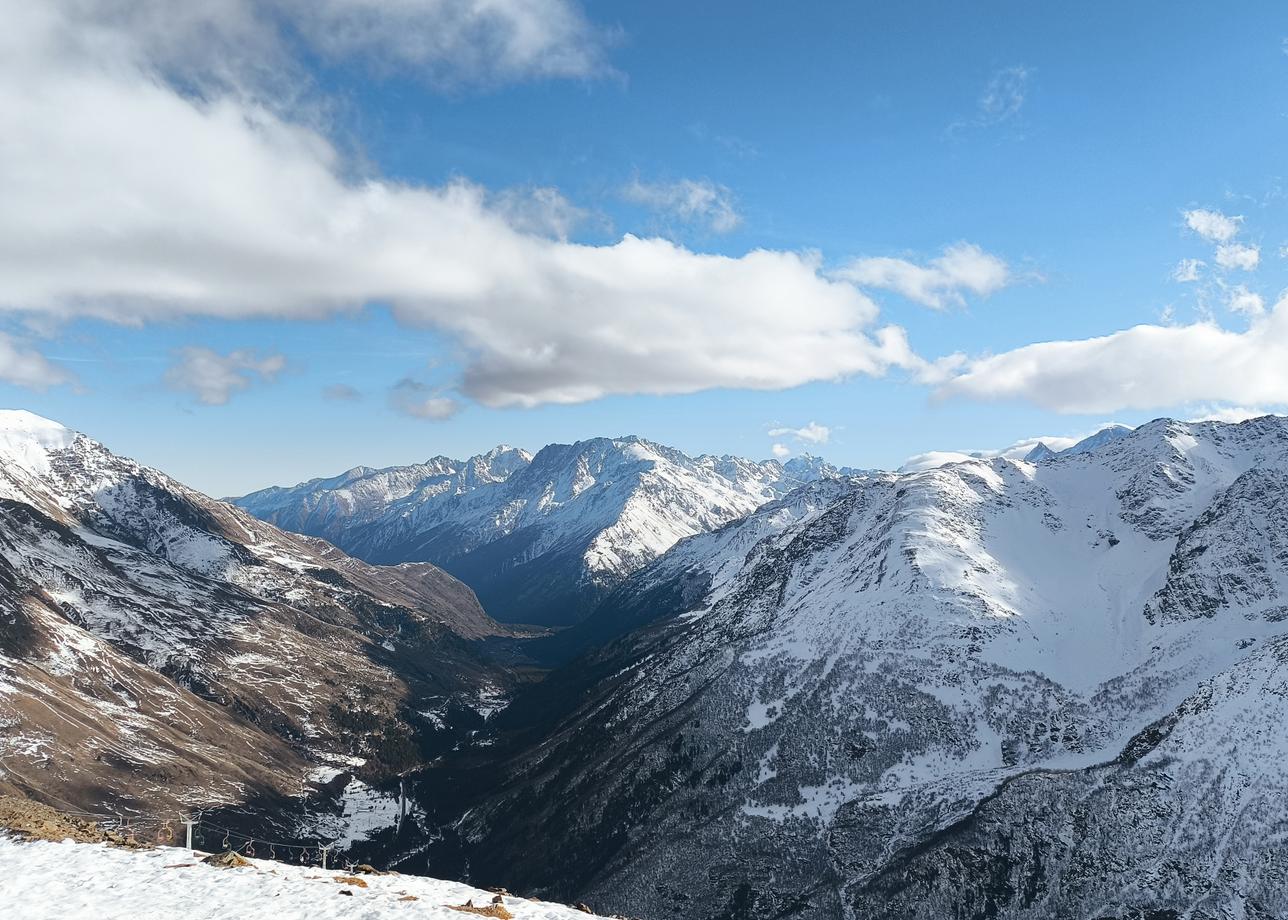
xmin=0 ymin=835 xmax=605 ymax=920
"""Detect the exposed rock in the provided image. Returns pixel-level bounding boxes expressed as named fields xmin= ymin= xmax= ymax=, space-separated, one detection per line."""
xmin=201 ymin=850 xmax=250 ymax=868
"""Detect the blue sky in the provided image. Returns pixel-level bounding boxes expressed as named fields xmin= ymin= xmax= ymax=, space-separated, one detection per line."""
xmin=5 ymin=1 xmax=1288 ymax=495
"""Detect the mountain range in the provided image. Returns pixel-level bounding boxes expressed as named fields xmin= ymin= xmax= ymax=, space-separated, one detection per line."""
xmin=234 ymin=438 xmax=859 ymax=626
xmin=373 ymin=415 xmax=1288 ymax=920
xmin=5 ymin=409 xmax=1288 ymax=919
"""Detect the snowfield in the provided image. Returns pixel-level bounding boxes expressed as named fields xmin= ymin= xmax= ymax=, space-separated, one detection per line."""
xmin=0 ymin=836 xmax=605 ymax=920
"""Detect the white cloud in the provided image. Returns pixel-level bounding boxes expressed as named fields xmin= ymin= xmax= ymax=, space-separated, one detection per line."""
xmin=1227 ymin=284 xmax=1265 ymax=316
xmin=1215 ymin=242 xmax=1260 ymax=271
xmin=937 ymin=298 xmax=1288 ymax=414
xmin=621 ymin=178 xmax=742 ymax=234
xmin=1184 ymin=208 xmax=1241 ymax=243
xmin=0 ymin=334 xmax=74 ymax=390
xmin=1172 ymin=258 xmax=1203 ymax=282
xmin=1187 ymin=405 xmax=1280 ymax=424
xmin=0 ymin=4 xmax=918 ymax=410
xmin=164 ymin=347 xmax=286 ymax=405
xmin=767 ymin=421 xmax=831 ymax=445
xmin=770 ymin=442 xmax=791 ymax=459
xmin=899 ymin=430 xmax=1096 ymax=473
xmin=836 ymin=243 xmax=1011 ymax=309
xmin=388 ymin=379 xmax=462 ymax=419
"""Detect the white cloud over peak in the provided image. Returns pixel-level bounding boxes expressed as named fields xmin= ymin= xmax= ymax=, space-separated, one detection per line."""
xmin=0 ymin=3 xmax=919 ymax=405
xmin=621 ymin=178 xmax=742 ymax=234
xmin=836 ymin=243 xmax=1012 ymax=309
xmin=937 ymin=298 xmax=1288 ymax=414
xmin=900 ymin=429 xmax=1106 ymax=473
xmin=767 ymin=421 xmax=831 ymax=445
xmin=1215 ymin=242 xmax=1260 ymax=271
xmin=770 ymin=443 xmax=791 ymax=459
xmin=164 ymin=347 xmax=286 ymax=405
xmin=1187 ymin=405 xmax=1281 ymax=424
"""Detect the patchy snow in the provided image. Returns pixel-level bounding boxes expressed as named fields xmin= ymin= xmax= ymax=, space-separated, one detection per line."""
xmin=0 ymin=836 xmax=608 ymax=920
xmin=300 ymin=775 xmax=404 ymax=848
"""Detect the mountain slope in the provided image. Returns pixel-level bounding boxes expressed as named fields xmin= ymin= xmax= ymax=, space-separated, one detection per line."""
xmin=0 ymin=410 xmax=507 ymax=820
xmin=394 ymin=415 xmax=1288 ymax=920
xmin=236 ymin=438 xmax=855 ymax=626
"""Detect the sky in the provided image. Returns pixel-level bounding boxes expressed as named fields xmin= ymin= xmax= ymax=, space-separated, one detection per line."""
xmin=3 ymin=1 xmax=1288 ymax=496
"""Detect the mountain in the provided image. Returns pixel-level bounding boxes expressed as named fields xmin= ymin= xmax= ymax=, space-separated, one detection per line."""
xmin=390 ymin=415 xmax=1288 ymax=920
xmin=235 ymin=438 xmax=858 ymax=626
xmin=0 ymin=410 xmax=507 ymax=822
xmin=1058 ymin=422 xmax=1134 ymax=456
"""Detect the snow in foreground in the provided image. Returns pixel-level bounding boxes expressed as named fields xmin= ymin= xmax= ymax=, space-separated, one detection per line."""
xmin=0 ymin=836 xmax=604 ymax=920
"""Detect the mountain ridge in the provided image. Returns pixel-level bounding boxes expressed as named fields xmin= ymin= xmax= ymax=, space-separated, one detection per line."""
xmin=0 ymin=410 xmax=508 ymax=828
xmin=235 ymin=435 xmax=862 ymax=625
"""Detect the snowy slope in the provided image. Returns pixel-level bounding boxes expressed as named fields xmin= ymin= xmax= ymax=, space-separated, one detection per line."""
xmin=0 ymin=410 xmax=506 ymax=825
xmin=402 ymin=415 xmax=1288 ymax=920
xmin=236 ymin=437 xmax=858 ymax=625
xmin=0 ymin=836 xmax=610 ymax=920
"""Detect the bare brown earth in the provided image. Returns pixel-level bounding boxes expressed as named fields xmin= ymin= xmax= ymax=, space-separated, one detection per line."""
xmin=0 ymin=427 xmax=513 ymax=816
xmin=0 ymin=794 xmax=151 ymax=847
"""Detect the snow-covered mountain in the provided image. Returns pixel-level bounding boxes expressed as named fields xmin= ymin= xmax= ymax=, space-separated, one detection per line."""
xmin=397 ymin=415 xmax=1288 ymax=920
xmin=235 ymin=438 xmax=857 ymax=626
xmin=0 ymin=410 xmax=506 ymax=819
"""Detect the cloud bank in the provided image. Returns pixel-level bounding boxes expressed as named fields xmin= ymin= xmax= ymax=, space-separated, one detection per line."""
xmin=0 ymin=2 xmax=918 ymax=408
xmin=937 ymin=300 xmax=1288 ymax=414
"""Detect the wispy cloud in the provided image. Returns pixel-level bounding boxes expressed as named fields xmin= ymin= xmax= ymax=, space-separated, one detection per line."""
xmin=1226 ymin=284 xmax=1265 ymax=316
xmin=1172 ymin=258 xmax=1204 ymax=282
xmin=1215 ymin=242 xmax=1260 ymax=271
xmin=949 ymin=65 xmax=1031 ymax=135
xmin=767 ymin=421 xmax=831 ymax=445
xmin=0 ymin=333 xmax=75 ymax=390
xmin=164 ymin=347 xmax=285 ymax=405
xmin=1184 ymin=208 xmax=1241 ymax=243
xmin=836 ymin=243 xmax=1012 ymax=309
xmin=492 ymin=185 xmax=593 ymax=240
xmin=621 ymin=177 xmax=742 ymax=234
xmin=388 ymin=379 xmax=462 ymax=420
xmin=323 ymin=383 xmax=363 ymax=401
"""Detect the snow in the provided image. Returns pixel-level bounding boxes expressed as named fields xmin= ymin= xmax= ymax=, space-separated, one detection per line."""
xmin=0 ymin=836 xmax=607 ymax=920
xmin=0 ymin=409 xmax=77 ymax=475
xmin=303 ymin=775 xmax=405 ymax=848
xmin=235 ymin=435 xmax=858 ymax=592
